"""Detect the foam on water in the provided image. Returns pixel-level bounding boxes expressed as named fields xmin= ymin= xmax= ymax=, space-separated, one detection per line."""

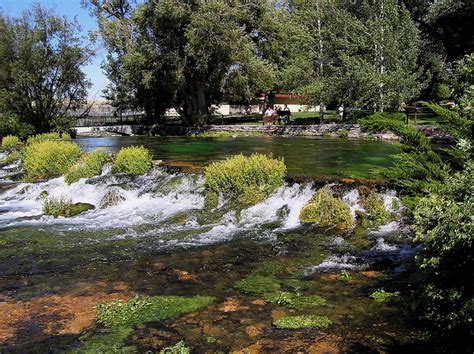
xmin=303 ymin=254 xmax=369 ymax=276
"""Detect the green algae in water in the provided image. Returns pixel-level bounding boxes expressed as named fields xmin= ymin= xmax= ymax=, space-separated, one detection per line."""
xmin=234 ymin=275 xmax=281 ymax=294
xmin=96 ymin=295 xmax=215 ymax=328
xmin=264 ymin=291 xmax=327 ymax=308
xmin=273 ymin=315 xmax=333 ymax=329
xmin=76 ymin=136 xmax=400 ymax=179
xmin=74 ymin=295 xmax=214 ymax=353
xmin=159 ymin=341 xmax=190 ymax=354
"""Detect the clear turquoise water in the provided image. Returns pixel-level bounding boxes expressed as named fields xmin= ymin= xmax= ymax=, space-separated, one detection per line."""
xmin=76 ymin=136 xmax=400 ymax=179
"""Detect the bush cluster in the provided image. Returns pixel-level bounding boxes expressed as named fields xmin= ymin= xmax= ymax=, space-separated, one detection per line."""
xmin=23 ymin=140 xmax=81 ymax=180
xmin=26 ymin=132 xmax=71 ymax=145
xmin=299 ymin=188 xmax=353 ymax=229
xmin=413 ymin=163 xmax=473 ymax=343
xmin=112 ymin=146 xmax=153 ymax=175
xmin=1 ymin=135 xmax=20 ymax=150
xmin=363 ymin=192 xmax=392 ymax=225
xmin=42 ymin=196 xmax=94 ymax=217
xmin=65 ymin=148 xmax=110 ymax=184
xmin=205 ymin=153 xmax=286 ymax=205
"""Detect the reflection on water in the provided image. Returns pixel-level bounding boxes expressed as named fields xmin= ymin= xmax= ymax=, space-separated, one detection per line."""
xmin=76 ymin=136 xmax=400 ymax=179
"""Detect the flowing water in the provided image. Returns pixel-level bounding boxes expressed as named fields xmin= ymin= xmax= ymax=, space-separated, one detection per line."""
xmin=0 ymin=137 xmax=421 ymax=353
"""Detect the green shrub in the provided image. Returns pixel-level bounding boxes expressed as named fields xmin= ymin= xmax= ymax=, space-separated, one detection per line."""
xmin=299 ymin=188 xmax=353 ymax=229
xmin=0 ymin=151 xmax=20 ymax=165
xmin=363 ymin=192 xmax=392 ymax=225
xmin=370 ymin=288 xmax=399 ymax=302
xmin=234 ymin=275 xmax=281 ymax=294
xmin=1 ymin=135 xmax=20 ymax=150
xmin=0 ymin=112 xmax=34 ymax=140
xmin=112 ymin=146 xmax=153 ymax=175
xmin=65 ymin=148 xmax=110 ymax=184
xmin=95 ymin=295 xmax=215 ymax=328
xmin=205 ymin=153 xmax=286 ymax=205
xmin=23 ymin=140 xmax=81 ymax=180
xmin=204 ymin=191 xmax=219 ymax=210
xmin=273 ymin=315 xmax=332 ymax=329
xmin=359 ymin=112 xmax=449 ymax=194
xmin=413 ymin=162 xmax=473 ymax=343
xmin=26 ymin=132 xmax=71 ymax=145
xmin=42 ymin=196 xmax=94 ymax=217
xmin=338 ymin=129 xmax=349 ymax=138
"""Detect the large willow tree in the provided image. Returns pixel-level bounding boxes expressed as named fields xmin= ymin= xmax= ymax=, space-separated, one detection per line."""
xmin=86 ymin=0 xmax=279 ymax=126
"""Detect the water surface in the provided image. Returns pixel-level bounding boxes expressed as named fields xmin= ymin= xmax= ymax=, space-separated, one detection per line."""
xmin=76 ymin=136 xmax=400 ymax=179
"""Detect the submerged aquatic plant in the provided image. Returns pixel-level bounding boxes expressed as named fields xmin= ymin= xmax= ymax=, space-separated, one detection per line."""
xmin=264 ymin=291 xmax=327 ymax=308
xmin=159 ymin=341 xmax=190 ymax=354
xmin=273 ymin=315 xmax=332 ymax=329
xmin=95 ymin=295 xmax=215 ymax=328
xmin=112 ymin=146 xmax=153 ymax=175
xmin=22 ymin=140 xmax=81 ymax=180
xmin=234 ymin=275 xmax=281 ymax=294
xmin=299 ymin=188 xmax=353 ymax=229
xmin=65 ymin=148 xmax=110 ymax=184
xmin=339 ymin=270 xmax=352 ymax=282
xmin=370 ymin=288 xmax=399 ymax=302
xmin=205 ymin=153 xmax=286 ymax=205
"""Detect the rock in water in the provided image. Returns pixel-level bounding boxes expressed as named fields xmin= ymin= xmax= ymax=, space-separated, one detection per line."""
xmin=99 ymin=188 xmax=127 ymax=209
xmin=60 ymin=203 xmax=95 ymax=217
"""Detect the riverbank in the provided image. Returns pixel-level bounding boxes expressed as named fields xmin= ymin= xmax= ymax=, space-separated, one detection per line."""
xmin=76 ymin=123 xmax=453 ymax=143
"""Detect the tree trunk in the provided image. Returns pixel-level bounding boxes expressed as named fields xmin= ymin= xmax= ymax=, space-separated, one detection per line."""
xmin=378 ymin=0 xmax=385 ymax=113
xmin=316 ymin=0 xmax=324 ymax=124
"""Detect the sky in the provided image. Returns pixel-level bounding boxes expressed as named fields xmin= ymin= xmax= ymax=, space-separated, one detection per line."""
xmin=0 ymin=0 xmax=109 ymax=99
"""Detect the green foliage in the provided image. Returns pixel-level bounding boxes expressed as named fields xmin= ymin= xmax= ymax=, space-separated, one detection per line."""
xmin=370 ymin=288 xmax=400 ymax=303
xmin=273 ymin=315 xmax=332 ymax=329
xmin=0 ymin=112 xmax=34 ymax=140
xmin=205 ymin=154 xmax=286 ymax=205
xmin=112 ymin=146 xmax=153 ymax=175
xmin=26 ymin=132 xmax=71 ymax=145
xmin=339 ymin=270 xmax=352 ymax=282
xmin=338 ymin=129 xmax=349 ymax=138
xmin=65 ymin=148 xmax=110 ymax=184
xmin=363 ymin=192 xmax=392 ymax=226
xmin=299 ymin=188 xmax=353 ymax=229
xmin=264 ymin=291 xmax=327 ymax=309
xmin=95 ymin=295 xmax=215 ymax=328
xmin=159 ymin=341 xmax=190 ymax=354
xmin=413 ymin=163 xmax=473 ymax=341
xmin=204 ymin=191 xmax=219 ymax=210
xmin=87 ymin=0 xmax=278 ymax=125
xmin=234 ymin=275 xmax=281 ymax=295
xmin=0 ymin=150 xmax=20 ymax=165
xmin=22 ymin=140 xmax=81 ymax=180
xmin=360 ymin=112 xmax=449 ymax=193
xmin=1 ymin=135 xmax=19 ymax=150
xmin=42 ymin=197 xmax=94 ymax=218
xmin=0 ymin=5 xmax=92 ymax=134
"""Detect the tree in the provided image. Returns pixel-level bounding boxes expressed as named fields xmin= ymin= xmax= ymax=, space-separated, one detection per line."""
xmin=87 ymin=0 xmax=278 ymax=126
xmin=355 ymin=0 xmax=423 ymax=112
xmin=0 ymin=4 xmax=93 ymax=134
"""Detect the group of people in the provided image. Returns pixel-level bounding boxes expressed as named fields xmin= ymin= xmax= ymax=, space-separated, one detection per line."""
xmin=263 ymin=104 xmax=292 ymax=125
